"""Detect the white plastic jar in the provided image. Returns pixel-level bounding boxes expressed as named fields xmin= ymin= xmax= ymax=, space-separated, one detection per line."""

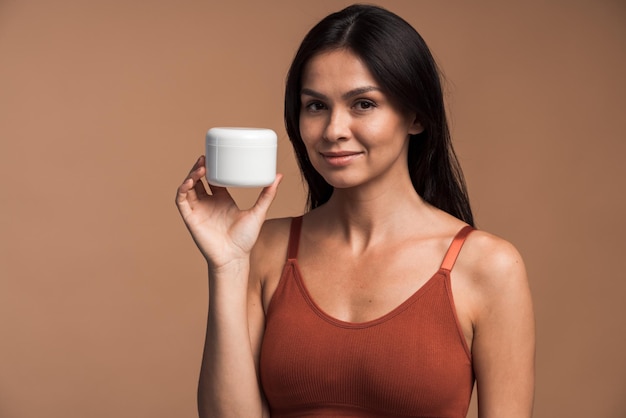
xmin=205 ymin=127 xmax=277 ymax=187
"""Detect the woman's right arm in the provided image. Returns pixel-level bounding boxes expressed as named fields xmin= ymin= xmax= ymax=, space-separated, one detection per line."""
xmin=175 ymin=156 xmax=281 ymax=417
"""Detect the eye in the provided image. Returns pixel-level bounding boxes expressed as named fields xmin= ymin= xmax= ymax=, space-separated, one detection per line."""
xmin=354 ymin=100 xmax=377 ymax=111
xmin=303 ymin=101 xmax=327 ymax=112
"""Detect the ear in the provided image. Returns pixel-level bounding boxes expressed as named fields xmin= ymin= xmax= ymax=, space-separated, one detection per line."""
xmin=408 ymin=115 xmax=424 ymax=135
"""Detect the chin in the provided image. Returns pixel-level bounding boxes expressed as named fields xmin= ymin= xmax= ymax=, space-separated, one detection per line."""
xmin=320 ymin=174 xmax=365 ymax=190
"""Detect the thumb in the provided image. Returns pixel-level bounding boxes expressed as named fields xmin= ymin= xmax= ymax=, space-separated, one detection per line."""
xmin=250 ymin=174 xmax=283 ymax=219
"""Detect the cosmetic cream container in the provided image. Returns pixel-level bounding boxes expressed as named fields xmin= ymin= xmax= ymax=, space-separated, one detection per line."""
xmin=205 ymin=127 xmax=277 ymax=187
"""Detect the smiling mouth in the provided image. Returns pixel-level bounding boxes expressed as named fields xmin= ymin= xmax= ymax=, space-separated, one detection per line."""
xmin=319 ymin=151 xmax=364 ymax=166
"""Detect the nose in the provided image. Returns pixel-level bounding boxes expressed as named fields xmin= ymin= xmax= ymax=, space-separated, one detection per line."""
xmin=323 ymin=109 xmax=350 ymax=142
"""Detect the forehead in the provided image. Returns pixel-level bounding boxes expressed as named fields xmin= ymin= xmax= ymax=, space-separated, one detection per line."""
xmin=301 ymin=49 xmax=379 ymax=91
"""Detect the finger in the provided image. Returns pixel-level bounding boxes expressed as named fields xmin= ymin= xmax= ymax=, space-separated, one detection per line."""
xmin=193 ymin=176 xmax=209 ymax=199
xmin=177 ymin=156 xmax=206 ymax=205
xmin=187 ymin=155 xmax=205 ymax=175
xmin=181 ymin=156 xmax=208 ymax=200
xmin=250 ymin=174 xmax=283 ymax=218
xmin=175 ymin=177 xmax=195 ymax=210
xmin=185 ymin=155 xmax=206 ymax=183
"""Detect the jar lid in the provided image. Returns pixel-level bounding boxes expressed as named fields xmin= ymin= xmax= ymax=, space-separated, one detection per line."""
xmin=206 ymin=127 xmax=277 ymax=147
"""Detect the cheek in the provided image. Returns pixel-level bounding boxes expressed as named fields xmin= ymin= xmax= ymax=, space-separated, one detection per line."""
xmin=299 ymin=117 xmax=320 ymax=146
xmin=298 ymin=129 xmax=316 ymax=162
xmin=370 ymin=116 xmax=410 ymax=142
xmin=298 ymin=116 xmax=308 ymax=137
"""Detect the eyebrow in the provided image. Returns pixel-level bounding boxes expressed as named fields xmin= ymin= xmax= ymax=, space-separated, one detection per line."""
xmin=301 ymin=86 xmax=382 ymax=101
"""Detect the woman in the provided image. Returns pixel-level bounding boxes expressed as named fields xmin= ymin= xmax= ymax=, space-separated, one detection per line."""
xmin=176 ymin=4 xmax=535 ymax=418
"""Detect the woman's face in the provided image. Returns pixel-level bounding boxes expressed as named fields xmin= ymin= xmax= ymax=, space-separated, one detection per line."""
xmin=299 ymin=49 xmax=423 ymax=190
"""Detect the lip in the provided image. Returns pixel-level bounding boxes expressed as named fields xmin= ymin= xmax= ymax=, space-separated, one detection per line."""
xmin=319 ymin=150 xmax=364 ymax=167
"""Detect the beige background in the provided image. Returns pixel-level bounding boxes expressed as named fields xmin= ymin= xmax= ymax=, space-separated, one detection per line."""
xmin=1 ymin=0 xmax=625 ymax=417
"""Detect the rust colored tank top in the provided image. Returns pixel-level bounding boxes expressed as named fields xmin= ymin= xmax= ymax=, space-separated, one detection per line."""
xmin=260 ymin=217 xmax=475 ymax=418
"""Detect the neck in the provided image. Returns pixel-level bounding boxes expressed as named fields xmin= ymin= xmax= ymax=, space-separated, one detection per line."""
xmin=314 ymin=174 xmax=434 ymax=252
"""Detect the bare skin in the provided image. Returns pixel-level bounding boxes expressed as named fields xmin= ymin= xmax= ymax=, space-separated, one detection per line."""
xmin=176 ymin=49 xmax=535 ymax=418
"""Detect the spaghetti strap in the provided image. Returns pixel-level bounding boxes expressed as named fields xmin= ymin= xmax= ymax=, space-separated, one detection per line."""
xmin=286 ymin=216 xmax=303 ymax=261
xmin=440 ymin=225 xmax=474 ymax=272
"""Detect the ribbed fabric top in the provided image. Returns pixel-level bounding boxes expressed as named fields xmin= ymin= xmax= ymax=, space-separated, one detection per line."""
xmin=260 ymin=217 xmax=475 ymax=417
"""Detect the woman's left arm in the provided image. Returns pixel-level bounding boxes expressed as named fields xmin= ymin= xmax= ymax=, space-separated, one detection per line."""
xmin=470 ymin=236 xmax=535 ymax=418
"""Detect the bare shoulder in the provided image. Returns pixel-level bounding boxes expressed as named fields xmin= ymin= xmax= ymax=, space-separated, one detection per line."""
xmin=459 ymin=229 xmax=528 ymax=290
xmin=454 ymin=229 xmax=532 ymax=321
